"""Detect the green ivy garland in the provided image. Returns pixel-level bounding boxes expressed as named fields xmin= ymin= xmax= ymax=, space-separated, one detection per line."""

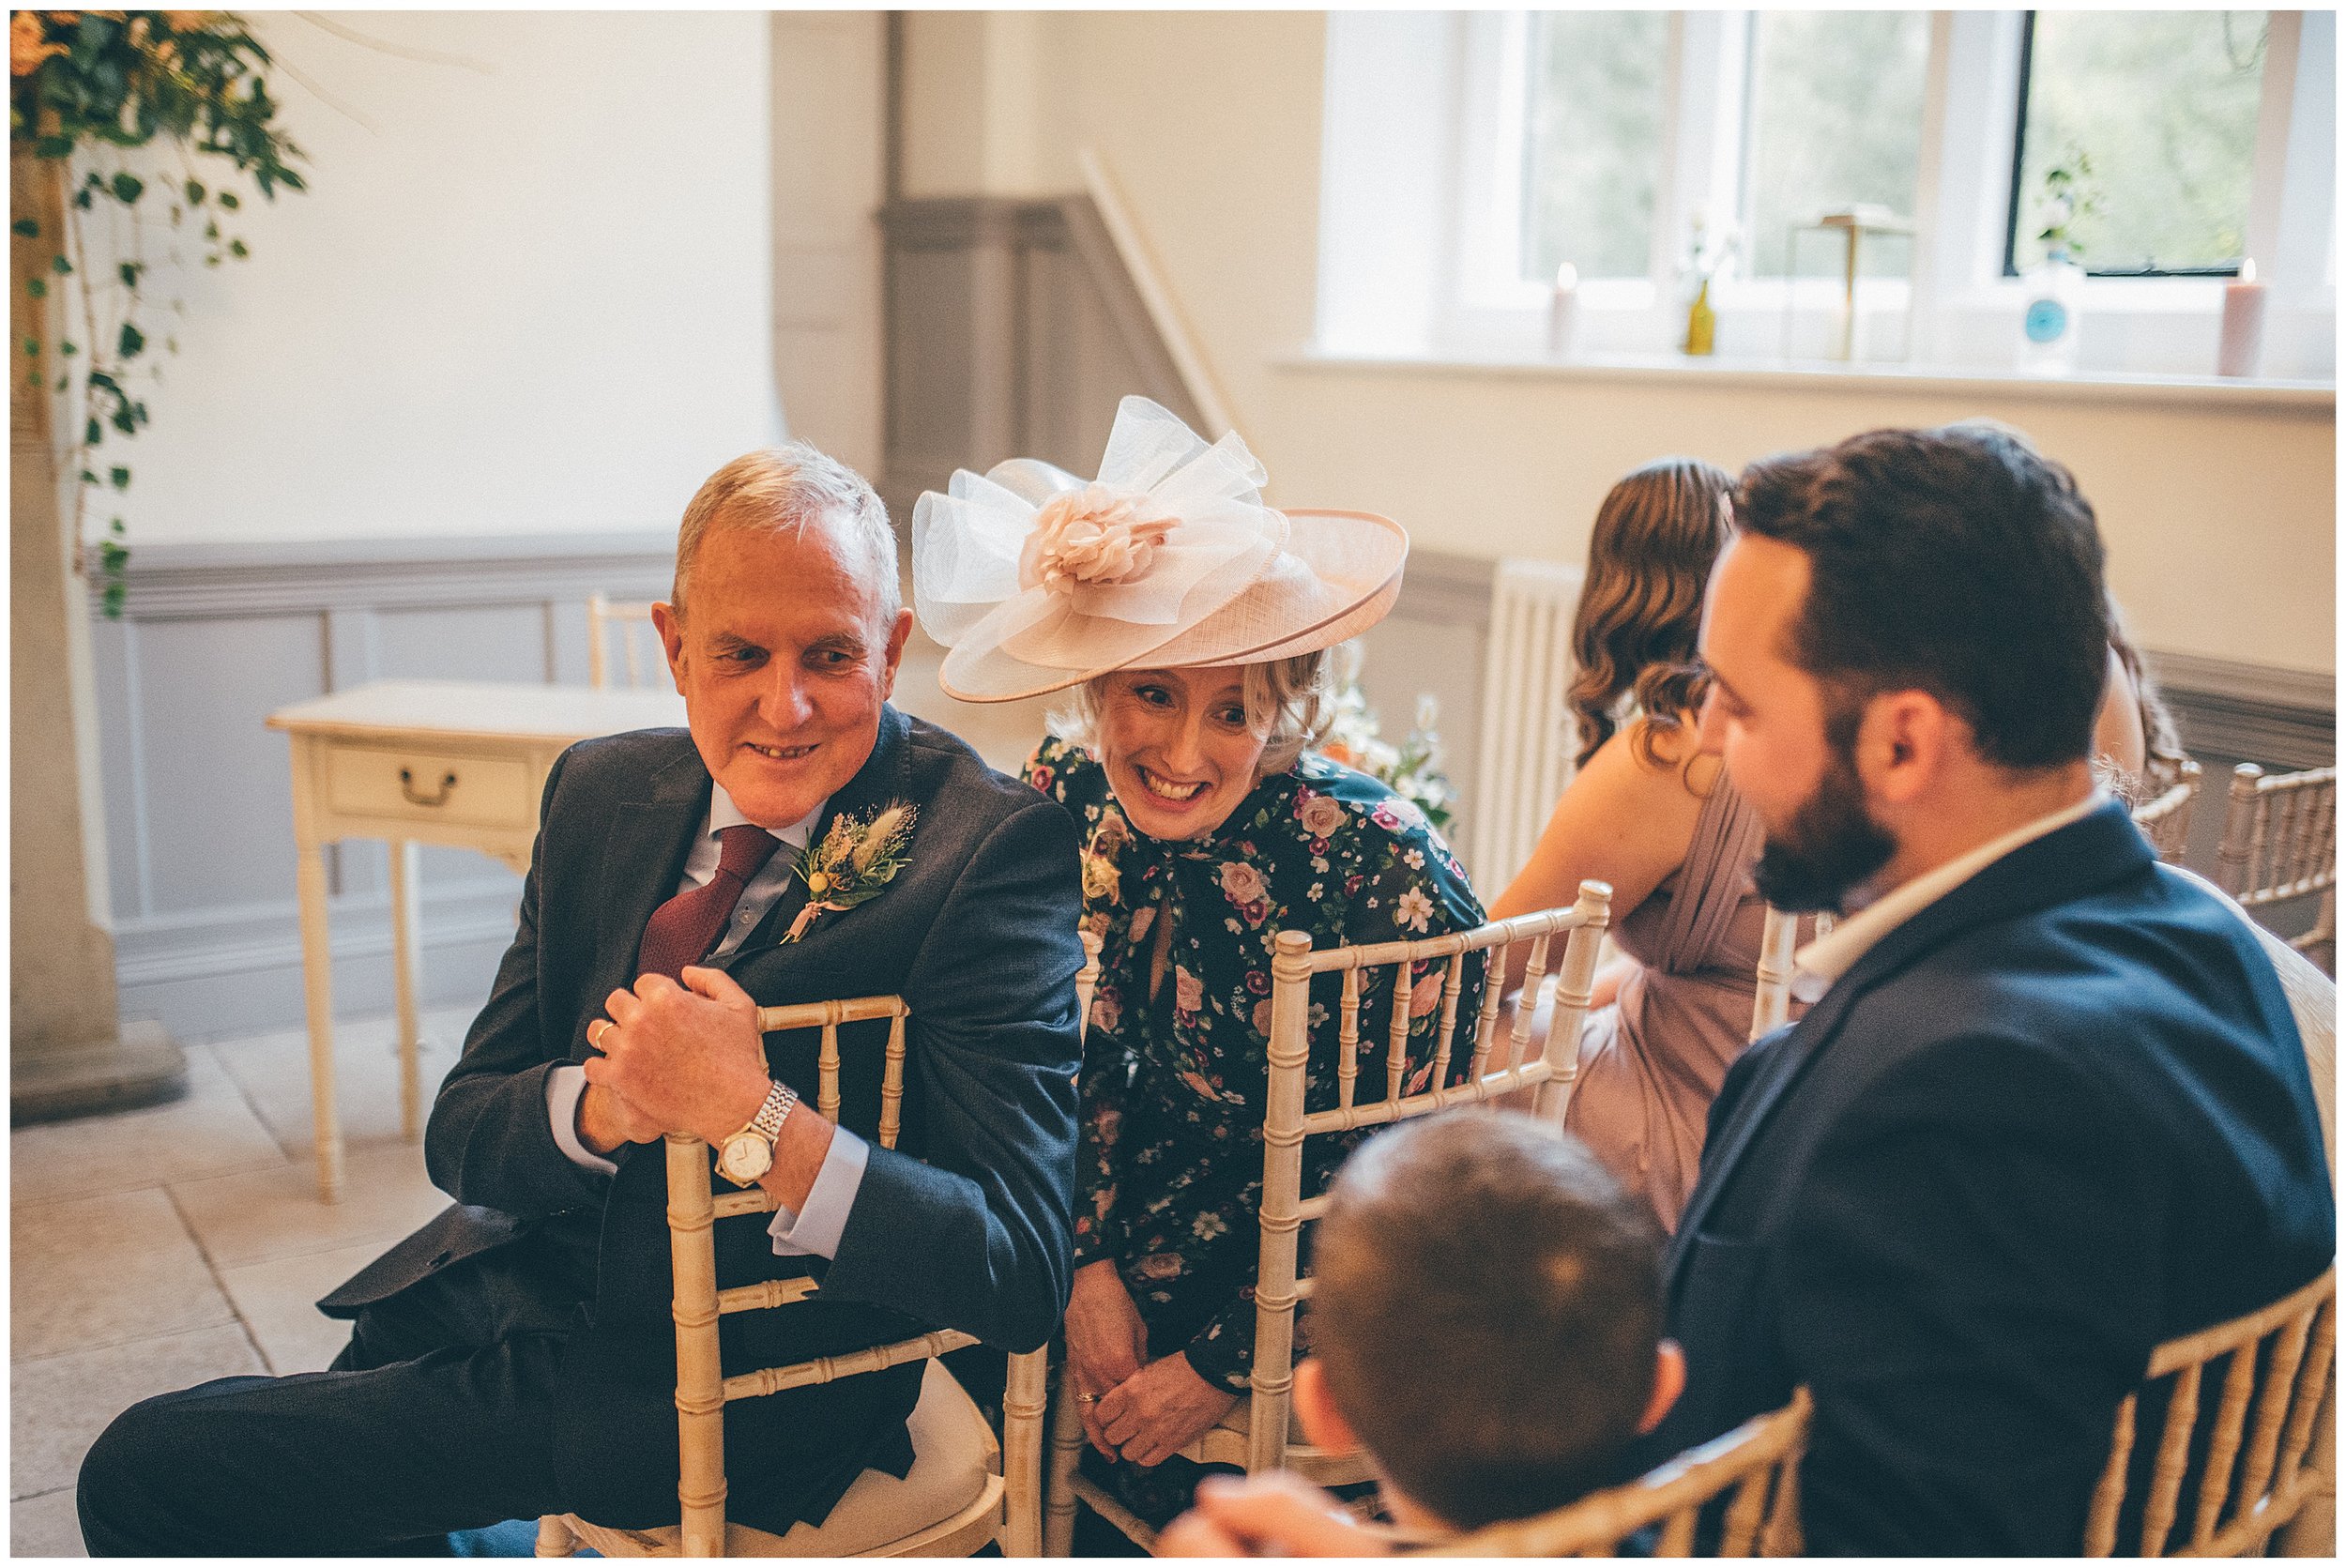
xmin=11 ymin=10 xmax=304 ymax=615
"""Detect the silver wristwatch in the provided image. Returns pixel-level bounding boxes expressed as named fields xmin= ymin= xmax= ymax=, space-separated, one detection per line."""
xmin=716 ymin=1080 xmax=799 ymax=1186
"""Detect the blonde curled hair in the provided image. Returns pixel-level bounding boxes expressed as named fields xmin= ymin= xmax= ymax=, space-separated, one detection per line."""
xmin=1049 ymin=650 xmax=1333 ymax=777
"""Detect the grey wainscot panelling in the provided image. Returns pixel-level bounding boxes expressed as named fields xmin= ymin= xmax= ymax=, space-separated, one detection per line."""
xmin=91 ymin=534 xmax=677 ymax=1043
xmin=84 ymin=532 xmax=2335 ymax=1044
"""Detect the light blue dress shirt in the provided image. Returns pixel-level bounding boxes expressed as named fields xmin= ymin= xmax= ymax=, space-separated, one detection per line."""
xmin=543 ymin=784 xmax=870 ymax=1258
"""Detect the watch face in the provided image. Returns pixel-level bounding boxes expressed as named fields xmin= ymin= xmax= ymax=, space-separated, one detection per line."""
xmin=720 ymin=1133 xmax=773 ymax=1183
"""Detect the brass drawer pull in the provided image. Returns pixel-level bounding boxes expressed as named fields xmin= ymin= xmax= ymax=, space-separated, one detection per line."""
xmin=399 ymin=767 xmax=459 ymax=807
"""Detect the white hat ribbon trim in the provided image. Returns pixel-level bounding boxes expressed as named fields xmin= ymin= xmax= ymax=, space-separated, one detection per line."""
xmin=913 ymin=397 xmax=1290 ymax=668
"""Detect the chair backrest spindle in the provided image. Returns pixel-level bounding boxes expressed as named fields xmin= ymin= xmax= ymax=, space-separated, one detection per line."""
xmin=586 ymin=594 xmax=662 ymax=691
xmin=2131 ymin=758 xmax=2202 ymax=865
xmin=1468 ymin=963 xmax=1504 ymax=1078
xmin=2082 ymin=1267 xmax=2335 ymax=1558
xmin=1751 ymin=906 xmax=1802 ymax=1042
xmin=1534 ymin=884 xmax=1609 ymax=1123
xmin=1385 ymin=961 xmax=1413 ymax=1102
xmin=2217 ymin=765 xmax=2338 ymax=974
xmin=1507 ymin=933 xmax=1554 ymax=1071
xmin=1429 ymin=951 xmax=1467 ymax=1088
xmin=1338 ymin=968 xmax=1363 ymax=1109
xmin=876 ymin=1012 xmax=908 ymax=1150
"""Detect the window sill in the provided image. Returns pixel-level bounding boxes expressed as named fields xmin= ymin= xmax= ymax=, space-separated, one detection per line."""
xmin=1283 ymin=347 xmax=2337 ymax=413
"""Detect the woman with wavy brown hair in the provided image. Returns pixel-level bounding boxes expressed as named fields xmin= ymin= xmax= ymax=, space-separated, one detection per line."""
xmin=2093 ymin=594 xmax=2191 ymax=805
xmin=1485 ymin=456 xmax=1775 ymax=1230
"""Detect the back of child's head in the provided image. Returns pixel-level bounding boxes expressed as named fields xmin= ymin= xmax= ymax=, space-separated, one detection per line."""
xmin=1310 ymin=1110 xmax=1666 ymax=1530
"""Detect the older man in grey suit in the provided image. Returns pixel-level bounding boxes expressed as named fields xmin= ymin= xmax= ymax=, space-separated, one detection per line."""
xmin=79 ymin=446 xmax=1084 ymax=1553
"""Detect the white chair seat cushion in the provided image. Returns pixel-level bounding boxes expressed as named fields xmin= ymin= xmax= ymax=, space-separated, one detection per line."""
xmin=572 ymin=1359 xmax=998 ymax=1557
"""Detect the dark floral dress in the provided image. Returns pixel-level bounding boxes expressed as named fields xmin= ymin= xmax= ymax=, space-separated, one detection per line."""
xmin=1024 ymin=735 xmax=1487 ymax=1395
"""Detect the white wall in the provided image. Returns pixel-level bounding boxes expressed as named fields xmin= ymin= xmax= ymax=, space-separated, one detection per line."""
xmin=901 ymin=11 xmax=2336 ymax=677
xmin=770 ymin=11 xmax=885 ymax=478
xmin=103 ymin=11 xmax=782 ymax=545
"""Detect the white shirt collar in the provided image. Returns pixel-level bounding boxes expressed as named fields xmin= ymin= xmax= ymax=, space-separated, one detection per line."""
xmin=708 ymin=784 xmax=825 ymax=852
xmin=1790 ymin=790 xmax=2108 ymax=1001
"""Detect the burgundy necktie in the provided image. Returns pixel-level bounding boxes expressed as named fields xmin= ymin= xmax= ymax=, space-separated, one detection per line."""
xmin=634 ymin=823 xmax=783 ymax=982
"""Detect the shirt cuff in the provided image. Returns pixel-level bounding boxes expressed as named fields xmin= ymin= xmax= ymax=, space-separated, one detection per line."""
xmin=545 ymin=1063 xmax=618 ymax=1176
xmin=768 ymin=1125 xmax=869 ymax=1260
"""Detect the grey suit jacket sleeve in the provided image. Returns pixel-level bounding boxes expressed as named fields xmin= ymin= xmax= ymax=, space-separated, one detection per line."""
xmin=422 ymin=747 xmax=613 ymax=1218
xmin=818 ymin=795 xmax=1085 ymax=1355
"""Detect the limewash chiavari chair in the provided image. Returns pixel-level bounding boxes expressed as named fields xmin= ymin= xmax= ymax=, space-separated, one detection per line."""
xmin=541 ymin=930 xmax=1102 ymax=1559
xmin=1411 ymin=1388 xmax=1812 ymax=1558
xmin=2217 ymin=764 xmax=2338 ymax=973
xmin=1044 ymin=882 xmax=1615 ymax=1552
xmin=587 ymin=595 xmax=663 ymax=691
xmin=2084 ymin=1267 xmax=2336 ymax=1558
xmin=2132 ymin=756 xmax=2203 ymax=866
xmin=1749 ymin=908 xmax=1833 ymax=1043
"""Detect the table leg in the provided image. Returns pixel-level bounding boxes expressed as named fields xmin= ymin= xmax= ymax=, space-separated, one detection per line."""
xmin=294 ymin=837 xmax=344 ymax=1203
xmin=388 ymin=839 xmax=423 ymax=1141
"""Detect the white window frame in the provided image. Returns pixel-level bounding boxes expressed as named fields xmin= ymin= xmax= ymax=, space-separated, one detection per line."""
xmin=1316 ymin=9 xmax=2335 ymax=380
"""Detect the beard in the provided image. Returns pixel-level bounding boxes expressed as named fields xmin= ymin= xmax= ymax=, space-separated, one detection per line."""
xmin=1752 ymin=742 xmax=1897 ymax=915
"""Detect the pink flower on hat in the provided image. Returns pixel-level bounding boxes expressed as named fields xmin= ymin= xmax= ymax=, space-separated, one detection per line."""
xmin=1021 ymin=484 xmax=1177 ymax=595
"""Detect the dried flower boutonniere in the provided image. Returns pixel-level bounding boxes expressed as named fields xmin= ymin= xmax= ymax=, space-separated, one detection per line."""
xmin=784 ymin=801 xmax=918 ymax=943
xmin=1081 ymin=810 xmax=1130 ymax=904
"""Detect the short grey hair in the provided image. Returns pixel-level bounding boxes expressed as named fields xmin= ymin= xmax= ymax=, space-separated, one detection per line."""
xmin=672 ymin=444 xmax=899 ymax=625
xmin=1049 ymin=650 xmax=1334 ymax=776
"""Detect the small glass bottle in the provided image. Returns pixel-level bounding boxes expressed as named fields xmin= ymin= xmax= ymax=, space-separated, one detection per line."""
xmin=2018 ymin=244 xmax=2084 ymax=375
xmin=1684 ymin=278 xmax=1716 ymax=357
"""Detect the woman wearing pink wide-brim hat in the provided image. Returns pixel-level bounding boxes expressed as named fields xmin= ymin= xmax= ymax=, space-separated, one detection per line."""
xmin=914 ymin=397 xmax=1487 ymax=1528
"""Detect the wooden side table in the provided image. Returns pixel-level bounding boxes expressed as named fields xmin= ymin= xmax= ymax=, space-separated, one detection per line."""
xmin=267 ymin=679 xmax=685 ymax=1200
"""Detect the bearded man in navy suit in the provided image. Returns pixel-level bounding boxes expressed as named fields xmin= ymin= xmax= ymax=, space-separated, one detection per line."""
xmin=79 ymin=447 xmax=1084 ymax=1553
xmin=1640 ymin=422 xmax=2332 ymax=1553
xmin=1157 ymin=423 xmax=2329 ymax=1560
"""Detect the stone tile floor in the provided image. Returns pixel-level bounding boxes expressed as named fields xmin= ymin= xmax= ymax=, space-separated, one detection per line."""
xmin=10 ymin=1004 xmax=475 ymax=1556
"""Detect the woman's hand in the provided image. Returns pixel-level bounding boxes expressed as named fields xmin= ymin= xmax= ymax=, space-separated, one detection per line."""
xmin=1065 ymin=1260 xmax=1150 ymax=1457
xmin=1097 ymin=1351 xmax=1242 ymax=1468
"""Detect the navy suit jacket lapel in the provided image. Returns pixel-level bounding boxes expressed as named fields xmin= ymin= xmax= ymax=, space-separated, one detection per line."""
xmin=1668 ymin=982 xmax=1859 ymax=1265
xmin=582 ymin=741 xmax=710 ymax=1060
xmin=1668 ymin=800 xmax=2156 ymax=1259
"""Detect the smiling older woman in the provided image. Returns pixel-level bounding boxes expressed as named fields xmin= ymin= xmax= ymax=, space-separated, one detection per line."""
xmin=912 ymin=399 xmax=1485 ymax=1527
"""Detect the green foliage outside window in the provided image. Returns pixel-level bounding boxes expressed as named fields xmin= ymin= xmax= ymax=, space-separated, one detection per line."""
xmin=1743 ymin=10 xmax=1927 ymax=281
xmin=2012 ymin=10 xmax=2264 ymax=275
xmin=1521 ymin=10 xmax=1667 ymax=283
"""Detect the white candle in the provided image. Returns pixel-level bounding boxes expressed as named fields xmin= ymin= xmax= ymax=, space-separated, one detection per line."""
xmin=1547 ymin=263 xmax=1579 ymax=358
xmin=2217 ymin=258 xmax=2267 ymax=378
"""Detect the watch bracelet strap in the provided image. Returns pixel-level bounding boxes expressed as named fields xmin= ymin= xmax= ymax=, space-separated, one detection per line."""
xmin=750 ymin=1079 xmax=797 ymax=1142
